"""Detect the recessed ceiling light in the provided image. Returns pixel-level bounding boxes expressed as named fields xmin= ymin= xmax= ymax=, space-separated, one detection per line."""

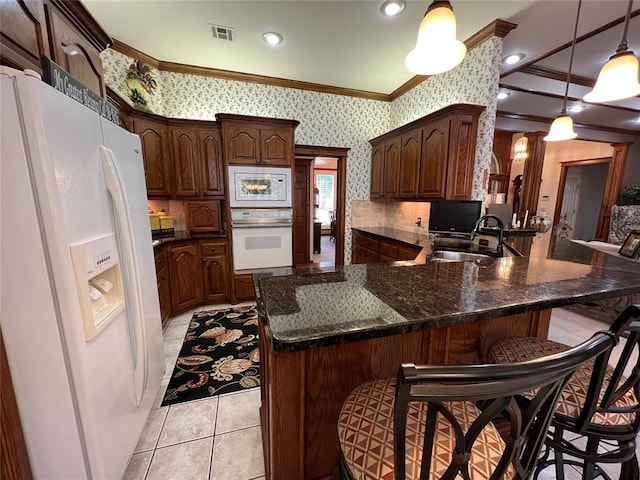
xmin=502 ymin=53 xmax=526 ymax=65
xmin=568 ymin=105 xmax=586 ymax=113
xmin=262 ymin=32 xmax=283 ymax=46
xmin=380 ymin=0 xmax=405 ymax=17
xmin=497 ymin=91 xmax=511 ymax=100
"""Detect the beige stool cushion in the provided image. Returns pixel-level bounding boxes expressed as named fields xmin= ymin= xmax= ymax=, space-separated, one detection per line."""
xmin=337 ymin=377 xmax=515 ymax=480
xmin=487 ymin=336 xmax=637 ymax=426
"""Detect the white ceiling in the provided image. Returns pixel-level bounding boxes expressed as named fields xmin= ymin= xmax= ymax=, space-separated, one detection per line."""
xmin=83 ymin=0 xmax=640 ymax=134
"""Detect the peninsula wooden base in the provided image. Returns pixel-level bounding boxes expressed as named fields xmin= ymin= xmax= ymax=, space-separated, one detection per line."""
xmin=258 ymin=309 xmax=551 ymax=480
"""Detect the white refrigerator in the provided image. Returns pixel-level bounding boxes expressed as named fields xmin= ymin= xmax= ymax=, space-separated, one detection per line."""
xmin=0 ymin=67 xmax=165 ymax=479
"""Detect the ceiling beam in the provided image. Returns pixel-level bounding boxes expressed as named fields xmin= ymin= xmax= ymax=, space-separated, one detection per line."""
xmin=496 ymin=110 xmax=640 ymax=136
xmin=501 ymin=8 xmax=640 ymax=79
xmin=498 ymin=83 xmax=640 ymax=115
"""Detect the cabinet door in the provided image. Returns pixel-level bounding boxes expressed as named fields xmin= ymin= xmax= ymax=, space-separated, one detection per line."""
xmin=0 ymin=0 xmax=50 ymax=73
xmin=225 ymin=124 xmax=260 ymax=165
xmin=171 ymin=127 xmax=200 ymax=197
xmin=168 ymin=243 xmax=202 ymax=313
xmin=198 ymin=129 xmax=224 ymax=196
xmin=157 ymin=267 xmax=171 ymax=327
xmin=132 ymin=118 xmax=171 ymax=197
xmin=186 ymin=200 xmax=221 ymax=233
xmin=383 ymin=138 xmax=400 ymax=198
xmin=370 ymin=143 xmax=385 ymax=199
xmin=261 ymin=128 xmax=293 ymax=166
xmin=445 ymin=114 xmax=477 ymax=200
xmin=418 ymin=119 xmax=450 ymax=200
xmin=45 ymin=4 xmax=104 ymax=96
xmin=398 ymin=130 xmax=422 ymax=198
xmin=202 ymin=255 xmax=229 ymax=303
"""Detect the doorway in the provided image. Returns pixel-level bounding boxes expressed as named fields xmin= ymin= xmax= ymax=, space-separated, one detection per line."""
xmin=553 ymin=156 xmax=618 ymax=241
xmin=558 ymin=163 xmax=608 ymax=240
xmin=293 ymin=145 xmax=349 ymax=267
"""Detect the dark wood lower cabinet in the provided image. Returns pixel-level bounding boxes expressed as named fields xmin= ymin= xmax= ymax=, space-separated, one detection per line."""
xmin=201 ymin=240 xmax=229 ymax=304
xmin=155 ymin=239 xmax=232 ymax=324
xmin=234 ymin=273 xmax=256 ymax=301
xmin=167 ymin=242 xmax=203 ymax=313
xmin=258 ymin=309 xmax=551 ymax=479
xmin=351 ymin=230 xmax=422 ymax=264
xmin=154 ymin=248 xmax=171 ymax=327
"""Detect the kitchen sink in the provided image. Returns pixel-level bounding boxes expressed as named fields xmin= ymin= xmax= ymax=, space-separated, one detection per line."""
xmin=430 ymin=250 xmax=493 ymax=262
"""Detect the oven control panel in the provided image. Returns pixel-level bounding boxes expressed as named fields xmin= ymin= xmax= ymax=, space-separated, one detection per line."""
xmin=231 ymin=208 xmax=293 ymax=225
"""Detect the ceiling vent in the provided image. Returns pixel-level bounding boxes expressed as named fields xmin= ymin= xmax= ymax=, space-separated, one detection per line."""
xmin=210 ymin=24 xmax=235 ymax=42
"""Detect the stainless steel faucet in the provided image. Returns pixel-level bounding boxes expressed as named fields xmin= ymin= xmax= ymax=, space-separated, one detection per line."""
xmin=470 ymin=214 xmax=505 ymax=257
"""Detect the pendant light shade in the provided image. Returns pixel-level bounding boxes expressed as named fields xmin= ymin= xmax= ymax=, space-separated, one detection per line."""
xmin=405 ymin=1 xmax=467 ymax=76
xmin=584 ymin=0 xmax=640 ymax=103
xmin=583 ymin=51 xmax=640 ymax=103
xmin=544 ymin=111 xmax=578 ymax=142
xmin=545 ymin=0 xmax=582 ymax=143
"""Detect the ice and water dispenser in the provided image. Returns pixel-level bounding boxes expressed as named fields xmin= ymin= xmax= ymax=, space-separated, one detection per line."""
xmin=70 ymin=234 xmax=125 ymax=341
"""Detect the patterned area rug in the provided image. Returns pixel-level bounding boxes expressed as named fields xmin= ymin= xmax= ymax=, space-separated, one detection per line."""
xmin=161 ymin=305 xmax=260 ymax=406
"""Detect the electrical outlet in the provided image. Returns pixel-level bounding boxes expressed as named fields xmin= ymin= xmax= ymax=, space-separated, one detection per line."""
xmin=415 ymin=217 xmax=422 ymax=227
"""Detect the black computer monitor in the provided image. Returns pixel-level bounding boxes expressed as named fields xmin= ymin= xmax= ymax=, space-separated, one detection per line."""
xmin=428 ymin=200 xmax=482 ymax=235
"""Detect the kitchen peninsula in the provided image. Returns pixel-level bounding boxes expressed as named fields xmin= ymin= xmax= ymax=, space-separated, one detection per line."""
xmin=255 ymin=240 xmax=640 ymax=480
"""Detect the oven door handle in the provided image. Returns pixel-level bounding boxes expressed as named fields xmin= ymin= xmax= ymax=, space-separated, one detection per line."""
xmin=231 ymin=222 xmax=293 ymax=228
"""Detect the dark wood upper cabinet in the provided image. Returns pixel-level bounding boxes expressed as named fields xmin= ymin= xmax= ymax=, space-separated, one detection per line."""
xmin=186 ymin=200 xmax=222 ymax=233
xmin=382 ymin=138 xmax=400 ymax=198
xmin=224 ymin=124 xmax=261 ymax=165
xmin=369 ymin=104 xmax=483 ymax=201
xmin=217 ymin=113 xmax=299 ymax=167
xmin=132 ymin=117 xmax=172 ymax=198
xmin=199 ymin=129 xmax=224 ymax=196
xmin=1 ymin=0 xmax=109 ymax=94
xmin=171 ymin=125 xmax=224 ymax=198
xmin=418 ymin=118 xmax=450 ymax=199
xmin=261 ymin=127 xmax=294 ymax=166
xmin=171 ymin=127 xmax=199 ymax=197
xmin=370 ymin=143 xmax=385 ymax=199
xmin=398 ymin=130 xmax=422 ymax=198
xmin=446 ymin=111 xmax=479 ymax=201
xmin=0 ymin=0 xmax=50 ymax=73
xmin=44 ymin=1 xmax=109 ymax=96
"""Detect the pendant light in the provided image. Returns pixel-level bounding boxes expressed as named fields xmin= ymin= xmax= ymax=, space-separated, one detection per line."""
xmin=405 ymin=1 xmax=466 ymax=75
xmin=545 ymin=0 xmax=582 ymax=142
xmin=583 ymin=0 xmax=640 ymax=103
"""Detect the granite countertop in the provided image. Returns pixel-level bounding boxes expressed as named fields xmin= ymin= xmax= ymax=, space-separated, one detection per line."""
xmin=255 ymin=239 xmax=640 ymax=352
xmin=152 ymin=230 xmax=226 ymax=247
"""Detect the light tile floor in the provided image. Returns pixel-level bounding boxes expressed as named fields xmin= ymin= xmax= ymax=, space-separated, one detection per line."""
xmin=124 ymin=305 xmax=639 ymax=479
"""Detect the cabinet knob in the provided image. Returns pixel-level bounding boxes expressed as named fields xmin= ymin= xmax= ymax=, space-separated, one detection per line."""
xmin=170 ymin=249 xmax=175 ymax=254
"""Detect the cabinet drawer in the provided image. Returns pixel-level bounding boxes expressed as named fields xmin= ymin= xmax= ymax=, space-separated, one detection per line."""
xmin=200 ymin=240 xmax=226 ymax=257
xmin=352 ymin=232 xmax=365 ymax=247
xmin=378 ymin=240 xmax=398 ymax=259
xmin=398 ymin=244 xmax=421 ymax=261
xmin=362 ymin=236 xmax=379 ymax=252
xmin=154 ymin=248 xmax=167 ymax=273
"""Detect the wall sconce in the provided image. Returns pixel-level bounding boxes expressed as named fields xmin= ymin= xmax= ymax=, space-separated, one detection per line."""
xmin=405 ymin=0 xmax=466 ymax=75
xmin=513 ymin=136 xmax=528 ymax=164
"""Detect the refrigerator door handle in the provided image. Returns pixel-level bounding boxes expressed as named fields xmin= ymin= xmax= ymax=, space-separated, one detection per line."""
xmin=100 ymin=146 xmax=147 ymax=407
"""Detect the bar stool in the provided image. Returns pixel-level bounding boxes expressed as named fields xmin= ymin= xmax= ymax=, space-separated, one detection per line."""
xmin=336 ymin=328 xmax=618 ymax=480
xmin=486 ymin=304 xmax=640 ymax=480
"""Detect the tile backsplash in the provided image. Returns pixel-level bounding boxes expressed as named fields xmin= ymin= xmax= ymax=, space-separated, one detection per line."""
xmin=351 ymin=200 xmax=431 ymax=235
xmin=148 ymin=200 xmax=187 ymax=231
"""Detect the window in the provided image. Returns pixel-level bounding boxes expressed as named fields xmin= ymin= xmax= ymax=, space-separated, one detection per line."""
xmin=315 ymin=173 xmax=335 ymax=226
